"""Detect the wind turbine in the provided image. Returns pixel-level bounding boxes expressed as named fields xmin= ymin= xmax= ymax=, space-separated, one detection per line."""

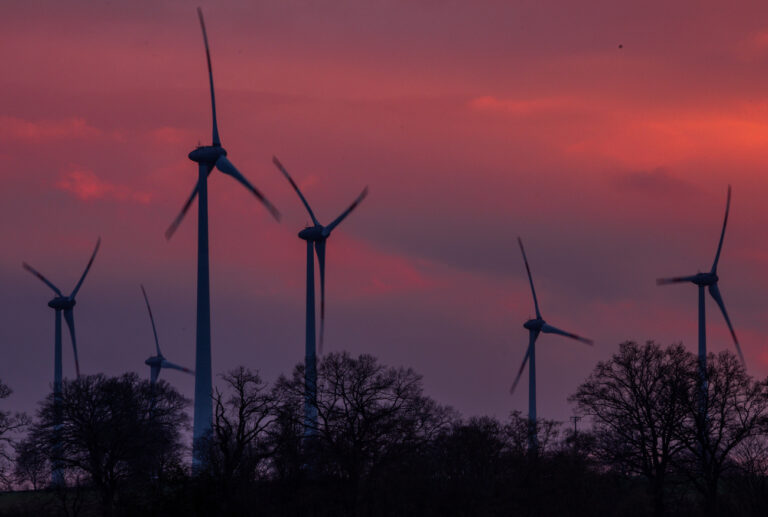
xmin=22 ymin=237 xmax=101 ymax=484
xmin=656 ymin=186 xmax=743 ymax=418
xmin=164 ymin=8 xmax=280 ymax=465
xmin=272 ymin=156 xmax=367 ymax=438
xmin=141 ymin=285 xmax=194 ymax=384
xmin=510 ymin=237 xmax=592 ymax=453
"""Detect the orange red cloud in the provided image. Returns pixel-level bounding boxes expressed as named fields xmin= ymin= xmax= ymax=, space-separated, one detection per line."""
xmin=0 ymin=116 xmax=101 ymax=142
xmin=56 ymin=168 xmax=151 ymax=204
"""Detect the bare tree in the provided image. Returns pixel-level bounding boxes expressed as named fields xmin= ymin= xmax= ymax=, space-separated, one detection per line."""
xmin=275 ymin=352 xmax=454 ymax=485
xmin=201 ymin=367 xmax=277 ymax=490
xmin=14 ymin=435 xmax=49 ymax=490
xmin=429 ymin=416 xmax=513 ymax=514
xmin=726 ymin=433 xmax=768 ymax=515
xmin=505 ymin=410 xmax=562 ymax=457
xmin=569 ymin=341 xmax=692 ymax=517
xmin=29 ymin=373 xmax=188 ymax=517
xmin=675 ymin=351 xmax=768 ymax=512
xmin=0 ymin=379 xmax=27 ymax=489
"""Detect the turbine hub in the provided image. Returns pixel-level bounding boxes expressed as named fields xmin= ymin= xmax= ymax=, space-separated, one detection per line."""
xmin=299 ymin=226 xmax=325 ymax=241
xmin=48 ymin=297 xmax=75 ymax=310
xmin=692 ymin=272 xmax=717 ymax=286
xmin=145 ymin=356 xmax=162 ymax=367
xmin=524 ymin=318 xmax=544 ymax=331
xmin=188 ymin=145 xmax=226 ymax=165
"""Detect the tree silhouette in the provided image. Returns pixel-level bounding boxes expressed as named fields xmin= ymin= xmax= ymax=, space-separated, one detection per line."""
xmin=505 ymin=409 xmax=562 ymax=457
xmin=570 ymin=341 xmax=692 ymax=516
xmin=4 ymin=346 xmax=768 ymax=517
xmin=675 ymin=351 xmax=768 ymax=514
xmin=27 ymin=373 xmax=188 ymax=516
xmin=274 ymin=352 xmax=454 ymax=513
xmin=724 ymin=433 xmax=768 ymax=515
xmin=0 ymin=379 xmax=27 ymax=489
xmin=198 ymin=367 xmax=277 ymax=513
xmin=13 ymin=435 xmax=48 ymax=490
xmin=428 ymin=416 xmax=514 ymax=515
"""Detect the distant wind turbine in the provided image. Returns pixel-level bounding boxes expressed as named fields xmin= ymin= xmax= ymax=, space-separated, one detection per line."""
xmin=273 ymin=156 xmax=367 ymax=438
xmin=164 ymin=8 xmax=280 ymax=465
xmin=656 ymin=185 xmax=743 ymax=417
xmin=22 ymin=237 xmax=101 ymax=484
xmin=511 ymin=237 xmax=592 ymax=453
xmin=141 ymin=285 xmax=194 ymax=384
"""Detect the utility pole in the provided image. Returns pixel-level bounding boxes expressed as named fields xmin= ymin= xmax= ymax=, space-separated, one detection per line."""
xmin=570 ymin=415 xmax=582 ymax=453
xmin=570 ymin=415 xmax=581 ymax=435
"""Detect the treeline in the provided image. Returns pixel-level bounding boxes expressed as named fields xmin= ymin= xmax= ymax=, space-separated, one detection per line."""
xmin=1 ymin=342 xmax=768 ymax=516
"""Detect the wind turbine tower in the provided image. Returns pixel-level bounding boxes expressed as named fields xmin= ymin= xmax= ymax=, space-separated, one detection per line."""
xmin=511 ymin=238 xmax=592 ymax=453
xmin=23 ymin=237 xmax=101 ymax=484
xmin=273 ymin=156 xmax=367 ymax=439
xmin=165 ymin=8 xmax=280 ymax=466
xmin=141 ymin=285 xmax=194 ymax=384
xmin=656 ymin=186 xmax=744 ymax=419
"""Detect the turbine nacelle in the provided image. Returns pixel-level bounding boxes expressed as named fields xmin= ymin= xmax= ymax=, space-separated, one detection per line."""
xmin=523 ymin=318 xmax=545 ymax=331
xmin=188 ymin=145 xmax=226 ymax=164
xmin=692 ymin=272 xmax=718 ymax=286
xmin=48 ymin=297 xmax=75 ymax=310
xmin=145 ymin=355 xmax=163 ymax=367
xmin=657 ymin=271 xmax=719 ymax=287
xmin=299 ymin=226 xmax=325 ymax=241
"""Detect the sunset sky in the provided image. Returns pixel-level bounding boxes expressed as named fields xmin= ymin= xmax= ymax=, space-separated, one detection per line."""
xmin=2 ymin=0 xmax=767 ymax=424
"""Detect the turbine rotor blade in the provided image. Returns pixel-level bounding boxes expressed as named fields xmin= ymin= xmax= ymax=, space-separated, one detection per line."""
xmin=323 ymin=187 xmax=368 ymax=236
xmin=70 ymin=237 xmax=101 ymax=298
xmin=161 ymin=359 xmax=194 ymax=375
xmin=711 ymin=185 xmax=731 ymax=274
xmin=165 ymin=180 xmax=201 ymax=240
xmin=22 ymin=263 xmax=62 ymax=296
xmin=315 ymin=240 xmax=326 ymax=355
xmin=197 ymin=7 xmax=220 ymax=147
xmin=517 ymin=237 xmax=541 ymax=319
xmin=656 ymin=275 xmax=697 ymax=285
xmin=141 ymin=285 xmax=162 ymax=356
xmin=541 ymin=323 xmax=593 ymax=345
xmin=215 ymin=155 xmax=281 ymax=221
xmin=510 ymin=331 xmax=538 ymax=395
xmin=708 ymin=283 xmax=745 ymax=365
xmin=63 ymin=309 xmax=80 ymax=378
xmin=151 ymin=365 xmax=160 ymax=384
xmin=272 ymin=156 xmax=319 ymax=225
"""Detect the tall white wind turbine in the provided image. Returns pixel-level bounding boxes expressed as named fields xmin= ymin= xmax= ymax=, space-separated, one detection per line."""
xmin=273 ymin=156 xmax=367 ymax=438
xmin=164 ymin=8 xmax=280 ymax=465
xmin=141 ymin=285 xmax=194 ymax=384
xmin=23 ymin=237 xmax=101 ymax=484
xmin=511 ymin=237 xmax=592 ymax=453
xmin=656 ymin=186 xmax=743 ymax=416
